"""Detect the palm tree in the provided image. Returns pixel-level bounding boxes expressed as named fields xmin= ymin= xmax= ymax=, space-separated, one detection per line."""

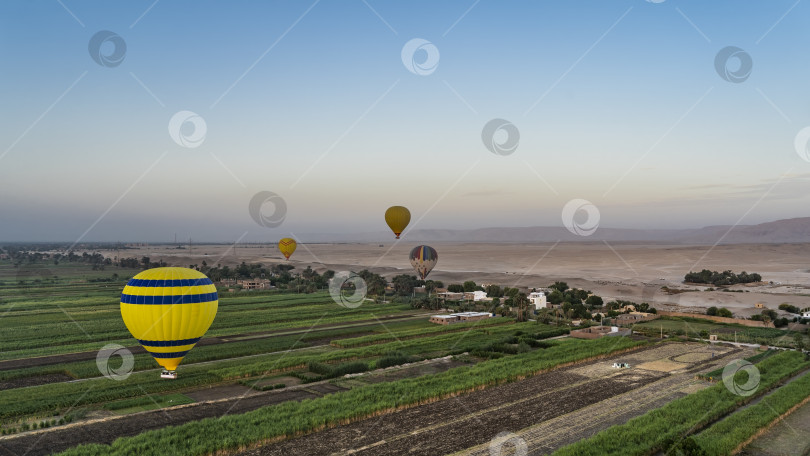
xmin=514 ymin=292 xmax=530 ymax=322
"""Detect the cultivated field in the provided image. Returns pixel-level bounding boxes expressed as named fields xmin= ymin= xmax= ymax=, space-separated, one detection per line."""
xmin=2 ymin=250 xmax=809 ymax=456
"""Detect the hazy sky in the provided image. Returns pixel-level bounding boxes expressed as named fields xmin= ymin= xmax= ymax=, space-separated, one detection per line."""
xmin=1 ymin=0 xmax=809 ymax=242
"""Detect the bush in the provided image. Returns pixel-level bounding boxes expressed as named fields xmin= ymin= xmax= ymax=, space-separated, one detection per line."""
xmin=778 ymin=303 xmax=800 ymax=314
xmin=305 ymin=360 xmax=369 ymax=380
xmin=376 ymin=352 xmax=415 ymax=369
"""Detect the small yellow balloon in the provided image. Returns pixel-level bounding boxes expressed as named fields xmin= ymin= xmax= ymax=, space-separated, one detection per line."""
xmin=385 ymin=206 xmax=411 ymax=239
xmin=120 ymin=267 xmax=218 ymax=373
xmin=278 ymin=238 xmax=297 ymax=260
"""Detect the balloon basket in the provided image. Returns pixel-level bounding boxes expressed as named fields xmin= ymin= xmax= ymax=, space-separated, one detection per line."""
xmin=160 ymin=370 xmax=177 ymax=379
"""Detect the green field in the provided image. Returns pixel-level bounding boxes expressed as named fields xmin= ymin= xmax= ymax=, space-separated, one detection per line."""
xmin=57 ymin=336 xmax=645 ymax=456
xmin=632 ymin=316 xmax=808 ymax=348
xmin=0 ymin=260 xmax=573 ymax=436
xmin=7 ymin=259 xmax=807 ymax=456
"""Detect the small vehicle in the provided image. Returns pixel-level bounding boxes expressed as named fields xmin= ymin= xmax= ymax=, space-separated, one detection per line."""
xmin=160 ymin=370 xmax=178 ymax=379
xmin=612 ymin=362 xmax=631 ymax=369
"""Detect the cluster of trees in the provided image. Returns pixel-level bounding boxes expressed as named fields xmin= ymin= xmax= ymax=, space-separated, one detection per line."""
xmin=390 ymin=275 xmax=430 ymax=296
xmin=355 ymin=270 xmax=388 ymax=297
xmin=749 ymin=308 xmax=790 ymax=327
xmin=190 ymin=261 xmax=337 ymax=294
xmin=778 ymin=303 xmax=802 ymax=314
xmin=546 ymin=282 xmax=603 ymax=308
xmin=706 ymin=306 xmax=733 ymax=318
xmin=684 ymin=269 xmax=762 ymax=286
xmin=4 ymin=248 xmax=117 ymax=270
xmin=545 ymin=282 xmax=606 ymax=320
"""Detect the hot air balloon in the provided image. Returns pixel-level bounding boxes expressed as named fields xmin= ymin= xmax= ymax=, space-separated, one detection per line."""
xmin=278 ymin=238 xmax=297 ymax=260
xmin=120 ymin=267 xmax=218 ymax=379
xmin=409 ymin=245 xmax=438 ymax=280
xmin=385 ymin=206 xmax=410 ymax=239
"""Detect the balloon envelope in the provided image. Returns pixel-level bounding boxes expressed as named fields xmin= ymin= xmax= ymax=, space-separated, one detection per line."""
xmin=120 ymin=267 xmax=218 ymax=372
xmin=409 ymin=245 xmax=438 ymax=280
xmin=278 ymin=238 xmax=297 ymax=260
xmin=385 ymin=206 xmax=411 ymax=239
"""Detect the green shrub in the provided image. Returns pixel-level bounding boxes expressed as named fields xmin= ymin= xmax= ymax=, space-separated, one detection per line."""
xmin=376 ymin=352 xmax=415 ymax=369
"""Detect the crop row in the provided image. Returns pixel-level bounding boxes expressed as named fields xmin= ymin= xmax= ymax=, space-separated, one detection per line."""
xmin=698 ymin=349 xmax=776 ymax=381
xmin=330 ymin=317 xmax=513 ymax=347
xmin=0 ymin=321 xmax=549 ymax=420
xmin=693 ymin=368 xmax=810 ymax=455
xmin=0 ymin=293 xmax=415 ymax=359
xmin=551 ymin=350 xmax=810 ymax=456
xmin=56 ymin=337 xmax=645 ymax=456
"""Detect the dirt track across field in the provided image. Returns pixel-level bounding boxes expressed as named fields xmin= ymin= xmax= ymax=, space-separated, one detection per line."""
xmin=0 ymin=383 xmax=344 ymax=456
xmin=0 ymin=356 xmax=464 ymax=456
xmin=741 ymin=399 xmax=810 ymax=456
xmin=236 ymin=343 xmax=748 ymax=456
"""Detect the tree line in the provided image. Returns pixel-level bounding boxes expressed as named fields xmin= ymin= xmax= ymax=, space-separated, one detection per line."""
xmin=684 ymin=269 xmax=762 ymax=286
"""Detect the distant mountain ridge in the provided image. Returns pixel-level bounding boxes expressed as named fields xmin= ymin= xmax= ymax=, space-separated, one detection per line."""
xmin=298 ymin=217 xmax=810 ymax=244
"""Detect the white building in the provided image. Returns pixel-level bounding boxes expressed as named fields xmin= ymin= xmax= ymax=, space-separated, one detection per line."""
xmin=529 ymin=291 xmax=548 ymax=309
xmin=429 ymin=312 xmax=493 ymax=325
xmin=803 ymin=310 xmax=810 ymax=318
xmin=471 ymin=290 xmax=489 ymax=301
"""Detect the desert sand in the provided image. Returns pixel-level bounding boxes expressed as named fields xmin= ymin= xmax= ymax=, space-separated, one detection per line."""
xmin=97 ymin=242 xmax=810 ymax=317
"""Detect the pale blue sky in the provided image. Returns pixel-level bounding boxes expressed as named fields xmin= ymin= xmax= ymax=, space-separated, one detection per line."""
xmin=1 ymin=0 xmax=809 ymax=242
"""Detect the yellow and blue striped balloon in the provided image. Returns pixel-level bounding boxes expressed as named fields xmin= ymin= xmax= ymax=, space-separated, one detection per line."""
xmin=120 ymin=267 xmax=218 ymax=372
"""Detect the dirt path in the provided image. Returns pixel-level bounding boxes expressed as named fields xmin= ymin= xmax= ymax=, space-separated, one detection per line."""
xmin=235 ymin=343 xmax=747 ymax=456
xmin=0 ymin=355 xmax=462 ymax=456
xmin=739 ymin=398 xmax=810 ymax=456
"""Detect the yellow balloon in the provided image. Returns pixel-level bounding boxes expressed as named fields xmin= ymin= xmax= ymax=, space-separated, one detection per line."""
xmin=385 ymin=206 xmax=411 ymax=239
xmin=120 ymin=267 xmax=218 ymax=373
xmin=278 ymin=238 xmax=297 ymax=260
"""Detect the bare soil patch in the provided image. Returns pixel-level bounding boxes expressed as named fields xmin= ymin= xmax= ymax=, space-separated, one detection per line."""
xmin=185 ymin=384 xmax=258 ymax=402
xmin=0 ymin=373 xmax=73 ymax=390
